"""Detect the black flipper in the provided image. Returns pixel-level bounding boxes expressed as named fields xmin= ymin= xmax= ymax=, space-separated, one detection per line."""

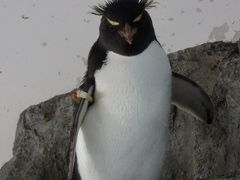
xmin=68 ymin=85 xmax=95 ymax=180
xmin=71 ymin=155 xmax=81 ymax=180
xmin=171 ymin=72 xmax=214 ymax=124
xmin=69 ymin=38 xmax=107 ymax=180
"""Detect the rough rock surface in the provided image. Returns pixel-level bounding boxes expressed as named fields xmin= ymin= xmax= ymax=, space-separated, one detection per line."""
xmin=0 ymin=93 xmax=79 ymax=180
xmin=163 ymin=41 xmax=240 ymax=180
xmin=0 ymin=41 xmax=240 ymax=180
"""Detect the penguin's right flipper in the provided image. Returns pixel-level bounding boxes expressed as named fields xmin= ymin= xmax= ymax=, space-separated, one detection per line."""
xmin=71 ymin=155 xmax=82 ymax=180
xmin=171 ymin=72 xmax=214 ymax=124
xmin=68 ymin=85 xmax=94 ymax=180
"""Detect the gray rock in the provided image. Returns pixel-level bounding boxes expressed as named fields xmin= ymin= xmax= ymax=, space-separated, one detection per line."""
xmin=0 ymin=41 xmax=239 ymax=180
xmin=162 ymin=41 xmax=240 ymax=180
xmin=0 ymin=93 xmax=79 ymax=180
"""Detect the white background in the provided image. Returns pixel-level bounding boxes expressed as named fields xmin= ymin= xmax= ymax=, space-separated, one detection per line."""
xmin=0 ymin=0 xmax=239 ymax=167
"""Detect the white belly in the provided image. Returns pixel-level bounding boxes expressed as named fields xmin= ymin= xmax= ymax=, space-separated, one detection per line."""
xmin=76 ymin=41 xmax=172 ymax=180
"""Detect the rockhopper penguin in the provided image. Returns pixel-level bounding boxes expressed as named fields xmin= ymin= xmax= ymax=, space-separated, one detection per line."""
xmin=72 ymin=0 xmax=214 ymax=180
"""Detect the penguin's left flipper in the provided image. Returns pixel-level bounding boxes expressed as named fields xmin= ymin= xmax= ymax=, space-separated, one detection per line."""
xmin=171 ymin=72 xmax=214 ymax=124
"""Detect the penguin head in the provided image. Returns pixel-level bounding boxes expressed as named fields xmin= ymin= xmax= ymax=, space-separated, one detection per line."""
xmin=91 ymin=0 xmax=157 ymax=56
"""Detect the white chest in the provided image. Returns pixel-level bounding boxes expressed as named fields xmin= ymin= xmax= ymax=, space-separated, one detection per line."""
xmin=76 ymin=41 xmax=172 ymax=180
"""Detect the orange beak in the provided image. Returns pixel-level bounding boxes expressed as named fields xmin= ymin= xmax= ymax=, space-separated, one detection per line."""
xmin=118 ymin=23 xmax=137 ymax=45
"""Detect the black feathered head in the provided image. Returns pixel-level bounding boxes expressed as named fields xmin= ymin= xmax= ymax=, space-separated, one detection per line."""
xmin=90 ymin=0 xmax=158 ymax=16
xmin=91 ymin=0 xmax=158 ymax=56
